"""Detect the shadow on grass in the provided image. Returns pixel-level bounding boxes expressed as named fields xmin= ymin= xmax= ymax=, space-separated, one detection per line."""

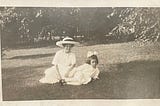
xmin=9 ymin=53 xmax=55 ymax=60
xmin=2 ymin=60 xmax=160 ymax=101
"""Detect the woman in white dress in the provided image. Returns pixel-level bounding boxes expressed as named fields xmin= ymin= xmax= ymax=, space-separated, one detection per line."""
xmin=39 ymin=37 xmax=79 ymax=84
xmin=65 ymin=51 xmax=100 ymax=85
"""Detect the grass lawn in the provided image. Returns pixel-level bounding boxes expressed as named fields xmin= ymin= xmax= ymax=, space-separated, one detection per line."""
xmin=1 ymin=42 xmax=160 ymax=101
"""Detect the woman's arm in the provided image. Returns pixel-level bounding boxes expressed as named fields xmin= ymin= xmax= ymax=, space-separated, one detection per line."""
xmin=65 ymin=53 xmax=77 ymax=78
xmin=55 ymin=64 xmax=62 ymax=80
xmin=64 ymin=64 xmax=76 ymax=78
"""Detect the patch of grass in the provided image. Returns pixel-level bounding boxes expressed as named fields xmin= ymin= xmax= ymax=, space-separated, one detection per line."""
xmin=2 ymin=60 xmax=160 ymax=100
xmin=9 ymin=53 xmax=55 ymax=60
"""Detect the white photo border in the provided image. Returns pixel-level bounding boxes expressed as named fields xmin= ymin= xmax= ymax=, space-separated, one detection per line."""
xmin=0 ymin=0 xmax=160 ymax=106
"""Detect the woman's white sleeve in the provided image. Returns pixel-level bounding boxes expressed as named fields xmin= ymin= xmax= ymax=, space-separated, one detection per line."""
xmin=51 ymin=52 xmax=59 ymax=65
xmin=71 ymin=53 xmax=76 ymax=65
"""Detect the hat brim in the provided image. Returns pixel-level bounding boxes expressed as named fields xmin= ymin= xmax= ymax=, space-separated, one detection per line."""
xmin=56 ymin=41 xmax=79 ymax=47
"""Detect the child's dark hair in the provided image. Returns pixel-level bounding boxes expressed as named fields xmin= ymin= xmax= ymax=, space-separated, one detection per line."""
xmin=86 ymin=55 xmax=99 ymax=65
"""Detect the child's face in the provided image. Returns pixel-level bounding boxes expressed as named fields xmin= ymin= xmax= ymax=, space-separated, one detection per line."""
xmin=90 ymin=59 xmax=97 ymax=68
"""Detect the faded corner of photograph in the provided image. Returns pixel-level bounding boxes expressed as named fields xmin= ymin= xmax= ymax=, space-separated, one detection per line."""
xmin=1 ymin=7 xmax=160 ymax=101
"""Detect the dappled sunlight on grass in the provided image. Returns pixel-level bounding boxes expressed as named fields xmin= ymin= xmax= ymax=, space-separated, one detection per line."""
xmin=2 ymin=42 xmax=160 ymax=69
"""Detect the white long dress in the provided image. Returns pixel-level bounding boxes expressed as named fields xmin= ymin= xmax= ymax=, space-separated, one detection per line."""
xmin=65 ymin=63 xmax=100 ymax=85
xmin=39 ymin=49 xmax=76 ymax=84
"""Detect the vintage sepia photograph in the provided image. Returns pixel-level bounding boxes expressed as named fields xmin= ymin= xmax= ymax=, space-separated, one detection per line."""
xmin=1 ymin=7 xmax=160 ymax=101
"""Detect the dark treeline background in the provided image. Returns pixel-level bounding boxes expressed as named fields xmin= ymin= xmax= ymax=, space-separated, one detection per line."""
xmin=1 ymin=7 xmax=160 ymax=48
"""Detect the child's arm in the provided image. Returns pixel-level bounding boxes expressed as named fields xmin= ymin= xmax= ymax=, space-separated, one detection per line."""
xmin=92 ymin=68 xmax=100 ymax=80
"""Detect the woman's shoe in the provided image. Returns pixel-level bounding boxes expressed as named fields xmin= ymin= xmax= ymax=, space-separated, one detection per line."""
xmin=59 ymin=79 xmax=66 ymax=86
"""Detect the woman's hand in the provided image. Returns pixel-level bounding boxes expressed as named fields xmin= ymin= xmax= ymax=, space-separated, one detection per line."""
xmin=59 ymin=79 xmax=66 ymax=86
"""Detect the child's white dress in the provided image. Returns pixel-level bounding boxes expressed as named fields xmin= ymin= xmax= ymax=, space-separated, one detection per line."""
xmin=39 ymin=49 xmax=76 ymax=84
xmin=65 ymin=63 xmax=100 ymax=85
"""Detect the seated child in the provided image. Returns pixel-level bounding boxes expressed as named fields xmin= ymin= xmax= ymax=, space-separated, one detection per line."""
xmin=65 ymin=51 xmax=100 ymax=85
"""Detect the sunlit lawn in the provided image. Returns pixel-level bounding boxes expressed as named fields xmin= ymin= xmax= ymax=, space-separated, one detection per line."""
xmin=1 ymin=42 xmax=160 ymax=100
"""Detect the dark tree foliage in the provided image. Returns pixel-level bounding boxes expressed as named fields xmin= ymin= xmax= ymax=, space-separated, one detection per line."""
xmin=108 ymin=8 xmax=160 ymax=43
xmin=1 ymin=7 xmax=160 ymax=49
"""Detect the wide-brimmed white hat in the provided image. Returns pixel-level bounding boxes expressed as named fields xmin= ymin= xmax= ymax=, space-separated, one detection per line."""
xmin=56 ymin=37 xmax=79 ymax=47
